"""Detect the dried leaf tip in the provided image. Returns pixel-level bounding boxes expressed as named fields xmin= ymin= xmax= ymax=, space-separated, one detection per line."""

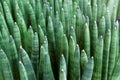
xmin=27 ymin=1 xmax=29 ymax=4
xmin=20 ymin=45 xmax=23 ymax=49
xmin=114 ymin=27 xmax=117 ymax=30
xmin=48 ymin=16 xmax=51 ymax=19
xmin=100 ymin=35 xmax=103 ymax=39
xmin=38 ymin=25 xmax=41 ymax=28
xmin=94 ymin=21 xmax=97 ymax=24
xmin=50 ymin=7 xmax=52 ymax=9
xmin=19 ymin=61 xmax=22 ymax=64
xmin=71 ymin=26 xmax=74 ymax=29
xmin=82 ymin=49 xmax=85 ymax=52
xmin=91 ymin=56 xmax=94 ymax=59
xmin=61 ymin=69 xmax=64 ymax=72
xmin=29 ymin=25 xmax=32 ymax=29
xmin=61 ymin=8 xmax=64 ymax=11
xmin=85 ymin=23 xmax=88 ymax=27
xmin=56 ymin=11 xmax=58 ymax=14
xmin=43 ymin=40 xmax=47 ymax=44
xmin=70 ymin=36 xmax=73 ymax=39
xmin=102 ymin=16 xmax=105 ymax=19
xmin=76 ymin=44 xmax=79 ymax=47
xmin=10 ymin=35 xmax=12 ymax=38
xmin=108 ymin=29 xmax=110 ymax=32
xmin=41 ymin=46 xmax=43 ymax=49
xmin=88 ymin=2 xmax=91 ymax=5
xmin=61 ymin=54 xmax=64 ymax=57
xmin=73 ymin=15 xmax=76 ymax=18
xmin=16 ymin=13 xmax=19 ymax=16
xmin=63 ymin=34 xmax=66 ymax=37
xmin=14 ymin=22 xmax=17 ymax=25
xmin=35 ymin=32 xmax=37 ymax=35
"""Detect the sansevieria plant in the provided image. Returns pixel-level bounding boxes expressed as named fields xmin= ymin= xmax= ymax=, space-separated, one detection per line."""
xmin=0 ymin=0 xmax=120 ymax=80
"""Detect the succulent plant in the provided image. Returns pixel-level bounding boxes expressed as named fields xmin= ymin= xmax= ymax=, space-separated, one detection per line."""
xmin=0 ymin=0 xmax=120 ymax=80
